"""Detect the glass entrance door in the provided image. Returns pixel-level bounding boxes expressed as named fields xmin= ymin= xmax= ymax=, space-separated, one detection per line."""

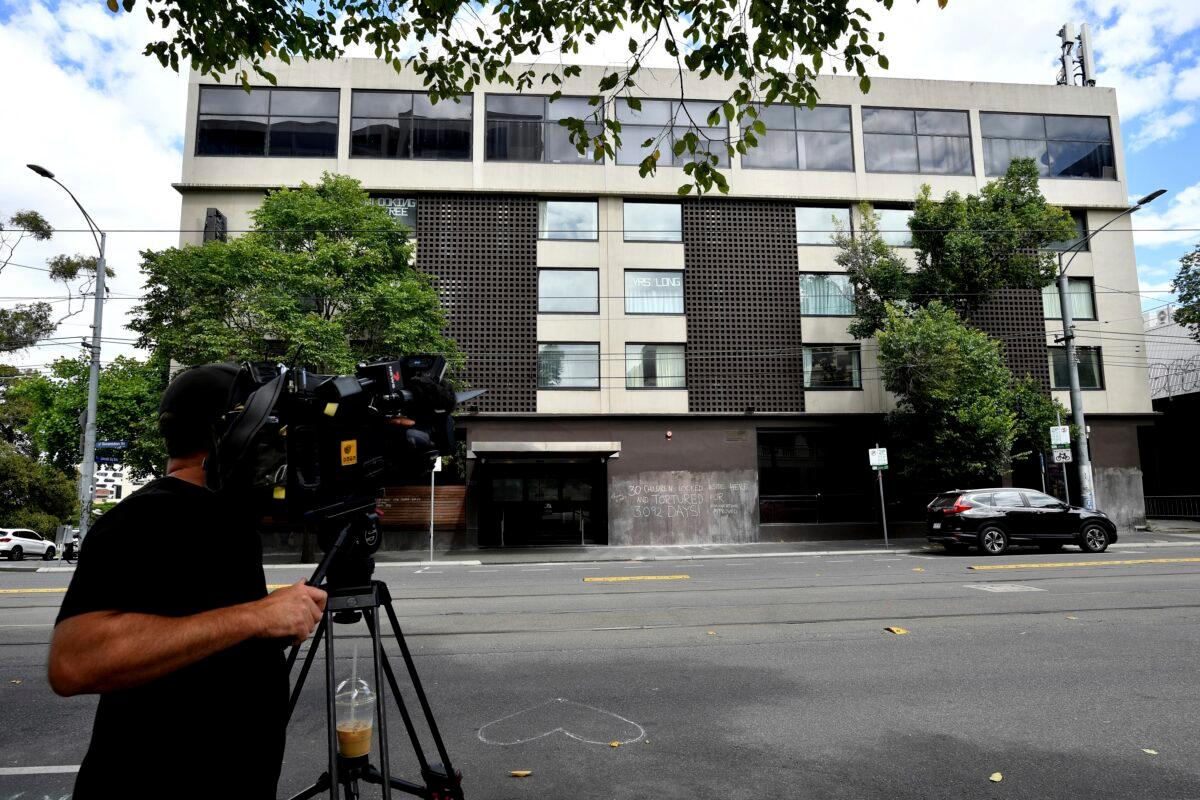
xmin=481 ymin=461 xmax=607 ymax=546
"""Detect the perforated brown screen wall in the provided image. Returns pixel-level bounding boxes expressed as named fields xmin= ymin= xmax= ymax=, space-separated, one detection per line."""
xmin=681 ymin=200 xmax=804 ymax=412
xmin=414 ymin=194 xmax=538 ymax=412
xmin=969 ymin=287 xmax=1052 ymax=392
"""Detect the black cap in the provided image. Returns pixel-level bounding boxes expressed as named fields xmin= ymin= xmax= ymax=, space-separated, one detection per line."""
xmin=159 ymin=363 xmax=240 ymax=426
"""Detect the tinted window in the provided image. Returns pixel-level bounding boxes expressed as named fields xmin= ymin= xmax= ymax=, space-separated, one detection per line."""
xmin=623 ymin=202 xmax=682 ymax=242
xmin=992 ymin=490 xmax=1025 ymax=507
xmin=799 ymin=274 xmax=854 ymax=316
xmin=1050 ymin=347 xmax=1104 ymax=389
xmin=742 ymin=104 xmax=853 ymax=171
xmin=616 ymin=98 xmax=728 ymax=167
xmin=966 ymin=493 xmax=995 ymax=506
xmin=538 ymin=200 xmax=598 ymax=240
xmin=350 ymin=91 xmax=471 ymax=160
xmin=863 ymin=108 xmax=972 ymax=175
xmin=1024 ymin=492 xmax=1063 ymax=508
xmin=803 ymin=345 xmax=861 ymax=389
xmin=1045 ymin=210 xmax=1089 ymax=252
xmin=981 ymin=112 xmax=1114 ymax=179
xmin=625 ymin=271 xmax=684 ymax=315
xmin=197 ymin=86 xmax=338 ymax=157
xmin=537 ymin=343 xmax=600 ymax=388
xmin=486 ymin=95 xmax=602 ymax=163
xmin=538 ymin=270 xmax=598 ymax=314
xmin=625 ymin=344 xmax=686 ymax=388
xmin=872 ymin=208 xmax=913 ymax=247
xmin=796 ymin=207 xmax=851 ymax=245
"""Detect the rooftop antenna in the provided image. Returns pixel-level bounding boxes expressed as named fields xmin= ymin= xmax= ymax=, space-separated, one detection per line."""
xmin=1056 ymin=22 xmax=1097 ymax=86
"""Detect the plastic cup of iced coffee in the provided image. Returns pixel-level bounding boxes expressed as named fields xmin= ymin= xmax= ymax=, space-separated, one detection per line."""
xmin=335 ymin=677 xmax=376 ymax=759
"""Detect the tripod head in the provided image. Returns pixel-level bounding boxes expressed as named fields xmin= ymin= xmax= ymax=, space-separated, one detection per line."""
xmin=307 ymin=499 xmax=383 ymax=591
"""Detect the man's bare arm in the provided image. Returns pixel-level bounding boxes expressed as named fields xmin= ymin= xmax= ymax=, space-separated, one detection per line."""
xmin=48 ymin=581 xmax=327 ymax=696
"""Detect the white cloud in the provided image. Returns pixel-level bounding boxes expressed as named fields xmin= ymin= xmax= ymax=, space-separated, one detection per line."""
xmin=1132 ymin=182 xmax=1200 ymax=249
xmin=0 ymin=1 xmax=186 ymax=370
xmin=1129 ymin=108 xmax=1197 ymax=150
xmin=1177 ymin=61 xmax=1200 ymax=101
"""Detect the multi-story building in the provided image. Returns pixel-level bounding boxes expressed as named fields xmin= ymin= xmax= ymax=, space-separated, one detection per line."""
xmin=175 ymin=60 xmax=1152 ymax=546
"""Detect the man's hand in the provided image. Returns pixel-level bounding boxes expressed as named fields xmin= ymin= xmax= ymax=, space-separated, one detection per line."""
xmin=253 ymin=581 xmax=327 ymax=645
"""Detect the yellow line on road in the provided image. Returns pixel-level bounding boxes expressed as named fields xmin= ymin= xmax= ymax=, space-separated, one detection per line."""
xmin=0 ymin=587 xmax=66 ymax=594
xmin=583 ymin=575 xmax=691 ymax=583
xmin=970 ymin=557 xmax=1200 ymax=571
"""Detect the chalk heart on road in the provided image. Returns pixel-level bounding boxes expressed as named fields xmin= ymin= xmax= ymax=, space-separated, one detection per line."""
xmin=478 ymin=698 xmax=646 ymax=746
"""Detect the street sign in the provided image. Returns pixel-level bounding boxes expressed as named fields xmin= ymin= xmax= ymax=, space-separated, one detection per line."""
xmin=1052 ymin=449 xmax=1073 ymax=463
xmin=868 ymin=447 xmax=889 ymax=470
xmin=433 ymin=456 xmax=443 ymax=473
xmin=1049 ymin=426 xmax=1070 ymax=447
xmin=97 ymin=440 xmax=128 ymax=449
xmin=95 ymin=455 xmax=121 ymax=464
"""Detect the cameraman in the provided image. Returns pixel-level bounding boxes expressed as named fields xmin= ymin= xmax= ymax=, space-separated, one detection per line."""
xmin=48 ymin=364 xmax=328 ymax=799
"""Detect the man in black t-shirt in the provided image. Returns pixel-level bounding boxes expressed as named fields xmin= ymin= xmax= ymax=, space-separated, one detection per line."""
xmin=49 ymin=364 xmax=327 ymax=799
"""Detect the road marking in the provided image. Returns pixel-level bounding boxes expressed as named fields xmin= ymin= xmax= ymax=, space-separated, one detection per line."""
xmin=522 ymin=568 xmax=552 ymax=572
xmin=583 ymin=575 xmax=690 ymax=583
xmin=827 ymin=560 xmax=851 ymax=563
xmin=0 ymin=587 xmax=66 ymax=594
xmin=963 ymin=583 xmax=1047 ymax=592
xmin=969 ymin=557 xmax=1200 ymax=571
xmin=469 ymin=569 xmax=500 ymax=573
xmin=0 ymin=765 xmax=80 ymax=775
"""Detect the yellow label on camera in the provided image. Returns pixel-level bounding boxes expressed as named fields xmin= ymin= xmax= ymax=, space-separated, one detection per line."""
xmin=272 ymin=486 xmax=286 ymax=500
xmin=340 ymin=440 xmax=358 ymax=466
xmin=323 ymin=402 xmax=338 ymax=417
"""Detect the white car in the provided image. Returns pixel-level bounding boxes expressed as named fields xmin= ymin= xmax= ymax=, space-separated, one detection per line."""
xmin=0 ymin=529 xmax=57 ymax=561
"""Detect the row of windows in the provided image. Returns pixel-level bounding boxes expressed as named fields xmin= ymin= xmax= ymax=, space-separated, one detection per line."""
xmin=195 ymin=86 xmax=1117 ymax=178
xmin=537 ymin=268 xmax=1097 ymax=321
xmin=535 ymin=343 xmax=1106 ymax=391
xmin=537 ymin=199 xmax=1091 ymax=251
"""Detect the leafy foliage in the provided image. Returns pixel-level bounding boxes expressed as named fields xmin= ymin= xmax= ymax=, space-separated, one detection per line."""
xmin=131 ymin=173 xmax=458 ymax=375
xmin=0 ymin=441 xmax=76 ymax=537
xmin=0 ymin=304 xmax=55 ymax=354
xmin=7 ymin=356 xmax=169 ymax=481
xmin=1170 ymin=243 xmax=1200 ymax=341
xmin=107 ymin=0 xmax=948 ymax=194
xmin=833 ymin=205 xmax=912 ymax=339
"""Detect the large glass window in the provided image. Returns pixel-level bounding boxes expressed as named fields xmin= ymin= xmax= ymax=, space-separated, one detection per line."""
xmin=1042 ymin=277 xmax=1096 ymax=320
xmin=350 ymin=91 xmax=470 ymax=160
xmin=862 ymin=107 xmax=972 ymax=175
xmin=623 ymin=202 xmax=682 ymax=242
xmin=1046 ymin=210 xmax=1089 ymax=252
xmin=538 ymin=269 xmax=598 ymax=314
xmin=538 ymin=200 xmax=598 ymax=240
xmin=981 ymin=113 xmax=1115 ymax=179
xmin=538 ymin=343 xmax=600 ymax=388
xmin=197 ymin=86 xmax=338 ymax=157
xmin=799 ymin=274 xmax=854 ymax=316
xmin=872 ymin=208 xmax=913 ymax=247
xmin=625 ymin=344 xmax=686 ymax=388
xmin=616 ymin=99 xmax=729 ymax=167
xmin=1049 ymin=346 xmax=1104 ymax=389
xmin=803 ymin=345 xmax=862 ymax=389
xmin=796 ymin=206 xmax=851 ymax=245
xmin=741 ymin=104 xmax=853 ymax=171
xmin=625 ymin=270 xmax=684 ymax=315
xmin=485 ymin=95 xmax=602 ymax=163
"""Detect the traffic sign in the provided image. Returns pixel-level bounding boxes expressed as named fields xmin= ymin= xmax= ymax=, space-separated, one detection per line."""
xmin=868 ymin=447 xmax=889 ymax=470
xmin=1052 ymin=449 xmax=1073 ymax=464
xmin=1049 ymin=426 xmax=1070 ymax=447
xmin=97 ymin=440 xmax=128 ymax=449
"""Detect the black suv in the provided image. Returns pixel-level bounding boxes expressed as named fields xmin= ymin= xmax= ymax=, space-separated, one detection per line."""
xmin=927 ymin=488 xmax=1118 ymax=555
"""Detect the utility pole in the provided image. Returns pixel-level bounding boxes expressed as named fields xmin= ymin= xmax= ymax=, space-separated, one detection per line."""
xmin=1051 ymin=189 xmax=1166 ymax=510
xmin=27 ymin=165 xmax=106 ymax=539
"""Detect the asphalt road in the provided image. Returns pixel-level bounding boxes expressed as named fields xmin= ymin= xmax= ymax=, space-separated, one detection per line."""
xmin=2 ymin=545 xmax=1200 ymax=799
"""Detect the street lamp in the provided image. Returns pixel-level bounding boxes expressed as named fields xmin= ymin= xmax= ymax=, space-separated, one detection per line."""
xmin=27 ymin=164 xmax=108 ymax=540
xmin=1054 ymin=188 xmax=1165 ymax=510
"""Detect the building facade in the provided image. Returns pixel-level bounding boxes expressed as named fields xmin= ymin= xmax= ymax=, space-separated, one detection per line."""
xmin=176 ymin=60 xmax=1153 ymax=545
xmin=1139 ymin=306 xmax=1200 ymax=515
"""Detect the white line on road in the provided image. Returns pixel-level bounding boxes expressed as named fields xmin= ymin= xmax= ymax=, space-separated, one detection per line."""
xmin=0 ymin=765 xmax=79 ymax=775
xmin=963 ymin=583 xmax=1046 ymax=593
xmin=827 ymin=560 xmax=851 ymax=563
xmin=521 ymin=568 xmax=552 ymax=572
xmin=468 ymin=569 xmax=500 ymax=573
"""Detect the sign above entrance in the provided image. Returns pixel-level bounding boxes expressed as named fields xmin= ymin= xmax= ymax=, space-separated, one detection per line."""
xmin=369 ymin=196 xmax=416 ymax=227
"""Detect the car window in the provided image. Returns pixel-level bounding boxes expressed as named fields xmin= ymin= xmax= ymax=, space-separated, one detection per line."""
xmin=15 ymin=531 xmax=34 ymax=540
xmin=930 ymin=494 xmax=958 ymax=509
xmin=992 ymin=490 xmax=1025 ymax=507
xmin=966 ymin=493 xmax=994 ymax=506
xmin=1024 ymin=492 xmax=1063 ymax=509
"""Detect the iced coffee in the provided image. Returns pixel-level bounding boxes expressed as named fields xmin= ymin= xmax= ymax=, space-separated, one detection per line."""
xmin=335 ymin=676 xmax=376 ymax=759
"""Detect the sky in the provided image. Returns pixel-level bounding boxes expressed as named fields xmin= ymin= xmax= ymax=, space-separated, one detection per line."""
xmin=0 ymin=0 xmax=1198 ymax=372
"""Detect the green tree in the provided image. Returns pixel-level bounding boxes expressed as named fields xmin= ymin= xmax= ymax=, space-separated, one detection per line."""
xmin=108 ymin=0 xmax=947 ymax=194
xmin=907 ymin=158 xmax=1078 ymax=310
xmin=876 ymin=302 xmax=1017 ymax=483
xmin=833 ymin=204 xmax=912 ymax=339
xmin=1170 ymin=243 xmax=1200 ymax=341
xmin=8 ymin=356 xmax=168 ymax=480
xmin=1010 ymin=376 xmax=1070 ymax=461
xmin=0 ymin=441 xmax=76 ymax=537
xmin=131 ymin=173 xmax=457 ymax=375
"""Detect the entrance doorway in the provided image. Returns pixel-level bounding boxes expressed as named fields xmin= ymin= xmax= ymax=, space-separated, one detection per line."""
xmin=478 ymin=460 xmax=607 ymax=547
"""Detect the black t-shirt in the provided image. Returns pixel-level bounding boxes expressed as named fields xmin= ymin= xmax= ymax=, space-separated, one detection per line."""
xmin=57 ymin=477 xmax=287 ymax=799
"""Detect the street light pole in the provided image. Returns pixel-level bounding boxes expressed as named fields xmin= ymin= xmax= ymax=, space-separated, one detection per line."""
xmin=27 ymin=164 xmax=107 ymax=539
xmin=1053 ymin=188 xmax=1165 ymax=510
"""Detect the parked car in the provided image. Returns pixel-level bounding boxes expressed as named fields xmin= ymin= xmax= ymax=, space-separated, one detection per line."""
xmin=0 ymin=528 xmax=57 ymax=561
xmin=926 ymin=488 xmax=1117 ymax=555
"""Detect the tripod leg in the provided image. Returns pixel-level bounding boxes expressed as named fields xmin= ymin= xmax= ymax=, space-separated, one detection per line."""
xmin=324 ymin=609 xmax=340 ymax=800
xmin=288 ymin=616 xmax=328 ymax=720
xmin=362 ymin=610 xmax=430 ymax=776
xmin=365 ymin=609 xmax=392 ymax=800
xmin=287 ymin=773 xmax=331 ymax=800
xmin=381 ymin=600 xmax=458 ymax=788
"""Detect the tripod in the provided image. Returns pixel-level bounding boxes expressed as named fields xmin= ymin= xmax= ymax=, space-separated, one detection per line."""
xmin=285 ymin=506 xmax=464 ymax=800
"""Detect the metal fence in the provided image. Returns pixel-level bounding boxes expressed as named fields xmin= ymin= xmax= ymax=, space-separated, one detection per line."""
xmin=1144 ymin=495 xmax=1200 ymax=520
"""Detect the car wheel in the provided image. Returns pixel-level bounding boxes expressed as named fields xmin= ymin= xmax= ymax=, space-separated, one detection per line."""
xmin=10 ymin=546 xmax=23 ymax=562
xmin=1079 ymin=524 xmax=1110 ymax=553
xmin=1037 ymin=543 xmax=1064 ymax=553
xmin=42 ymin=546 xmax=56 ymax=560
xmin=978 ymin=527 xmax=1008 ymax=556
